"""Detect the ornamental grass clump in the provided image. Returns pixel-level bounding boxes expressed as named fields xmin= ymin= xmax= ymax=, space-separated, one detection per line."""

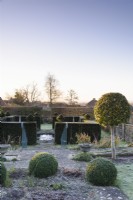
xmin=29 ymin=152 xmax=58 ymax=178
xmin=0 ymin=161 xmax=7 ymax=186
xmin=86 ymin=157 xmax=117 ymax=186
xmin=96 ymin=136 xmax=120 ymax=148
xmin=76 ymin=133 xmax=91 ymax=144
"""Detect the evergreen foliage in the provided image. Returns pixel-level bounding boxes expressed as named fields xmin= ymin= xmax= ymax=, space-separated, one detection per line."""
xmin=0 ymin=161 xmax=7 ymax=186
xmin=94 ymin=92 xmax=131 ymax=126
xmin=72 ymin=152 xmax=93 ymax=162
xmin=29 ymin=152 xmax=58 ymax=178
xmin=86 ymin=157 xmax=117 ymax=186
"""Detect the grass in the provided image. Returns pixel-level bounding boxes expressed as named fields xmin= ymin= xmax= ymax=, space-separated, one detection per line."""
xmin=67 ymin=144 xmax=80 ymax=150
xmin=89 ymin=130 xmax=133 ymax=199
xmin=116 ymin=164 xmax=133 ymax=200
xmin=41 ymin=123 xmax=52 ymax=130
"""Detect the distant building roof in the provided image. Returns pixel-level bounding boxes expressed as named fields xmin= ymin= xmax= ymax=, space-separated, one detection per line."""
xmin=86 ymin=98 xmax=97 ymax=107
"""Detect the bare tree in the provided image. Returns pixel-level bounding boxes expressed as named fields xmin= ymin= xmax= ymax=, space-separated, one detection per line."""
xmin=9 ymin=82 xmax=40 ymax=105
xmin=65 ymin=89 xmax=78 ymax=105
xmin=23 ymin=82 xmax=40 ymax=103
xmin=45 ymin=73 xmax=61 ymax=106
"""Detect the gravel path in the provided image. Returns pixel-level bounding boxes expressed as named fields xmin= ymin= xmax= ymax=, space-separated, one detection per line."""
xmin=0 ymin=143 xmax=130 ymax=200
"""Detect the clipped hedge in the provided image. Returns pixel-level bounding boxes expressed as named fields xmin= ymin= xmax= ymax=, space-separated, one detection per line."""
xmin=2 ymin=115 xmax=41 ymax=130
xmin=0 ymin=122 xmax=37 ymax=145
xmin=53 ymin=116 xmax=80 ymax=129
xmin=33 ymin=113 xmax=41 ymax=130
xmin=24 ymin=123 xmax=37 ymax=145
xmin=1 ymin=106 xmax=43 ymax=116
xmin=52 ymin=107 xmax=94 ymax=118
xmin=54 ymin=122 xmax=101 ymax=144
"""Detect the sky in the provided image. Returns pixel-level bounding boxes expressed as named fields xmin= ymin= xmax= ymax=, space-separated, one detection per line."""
xmin=0 ymin=0 xmax=133 ymax=103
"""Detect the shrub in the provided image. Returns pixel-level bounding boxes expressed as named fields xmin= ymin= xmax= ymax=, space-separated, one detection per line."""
xmin=83 ymin=113 xmax=90 ymax=120
xmin=5 ymin=111 xmax=10 ymax=116
xmin=54 ymin=112 xmax=58 ymax=117
xmin=56 ymin=114 xmax=64 ymax=122
xmin=86 ymin=157 xmax=117 ymax=186
xmin=128 ymin=143 xmax=133 ymax=147
xmin=26 ymin=114 xmax=34 ymax=121
xmin=0 ymin=157 xmax=7 ymax=162
xmin=76 ymin=133 xmax=91 ymax=144
xmin=50 ymin=183 xmax=64 ymax=190
xmin=34 ymin=112 xmax=38 ymax=117
xmin=72 ymin=152 xmax=93 ymax=162
xmin=0 ymin=161 xmax=7 ymax=186
xmin=0 ymin=111 xmax=5 ymax=117
xmin=29 ymin=152 xmax=58 ymax=178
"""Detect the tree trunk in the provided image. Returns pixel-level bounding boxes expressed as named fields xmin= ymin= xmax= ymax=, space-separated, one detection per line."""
xmin=111 ymin=126 xmax=116 ymax=159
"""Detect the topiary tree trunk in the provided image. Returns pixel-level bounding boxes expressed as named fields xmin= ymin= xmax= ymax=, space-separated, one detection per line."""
xmin=110 ymin=126 xmax=116 ymax=159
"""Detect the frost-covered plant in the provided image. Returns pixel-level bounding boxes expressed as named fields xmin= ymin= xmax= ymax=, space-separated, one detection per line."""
xmin=72 ymin=152 xmax=93 ymax=162
xmin=86 ymin=157 xmax=117 ymax=186
xmin=29 ymin=152 xmax=58 ymax=178
xmin=96 ymin=136 xmax=120 ymax=148
xmin=76 ymin=133 xmax=91 ymax=144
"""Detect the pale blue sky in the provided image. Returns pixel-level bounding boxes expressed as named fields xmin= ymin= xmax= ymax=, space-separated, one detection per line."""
xmin=0 ymin=0 xmax=133 ymax=103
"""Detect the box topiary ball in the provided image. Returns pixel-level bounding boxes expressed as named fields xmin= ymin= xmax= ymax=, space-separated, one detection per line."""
xmin=86 ymin=157 xmax=117 ymax=186
xmin=26 ymin=114 xmax=34 ymax=121
xmin=56 ymin=114 xmax=64 ymax=122
xmin=0 ymin=161 xmax=7 ymax=186
xmin=29 ymin=152 xmax=58 ymax=178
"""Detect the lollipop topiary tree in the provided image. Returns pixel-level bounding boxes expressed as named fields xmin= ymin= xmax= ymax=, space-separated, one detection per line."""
xmin=94 ymin=92 xmax=131 ymax=159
